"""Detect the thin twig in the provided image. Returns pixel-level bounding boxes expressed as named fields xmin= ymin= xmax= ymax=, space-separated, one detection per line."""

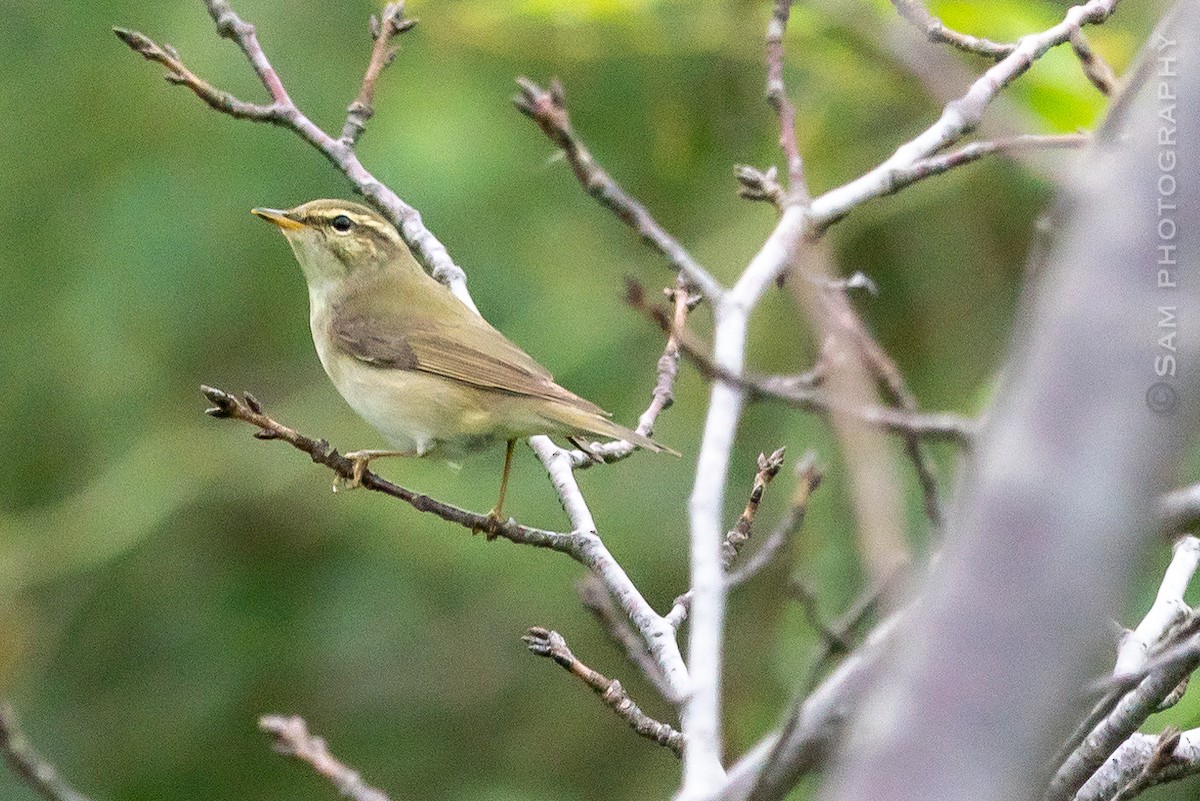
xmin=807 ymin=0 xmax=1119 ymax=234
xmin=728 ymin=454 xmax=824 ymax=587
xmin=203 ymin=383 xmax=688 ymax=700
xmin=668 ymin=454 xmax=823 ymax=629
xmin=1069 ymin=29 xmax=1118 ymax=95
xmin=789 ymin=579 xmax=854 ymax=655
xmin=569 ymin=280 xmax=698 ymax=469
xmin=117 ymin=1 xmax=478 ymax=310
xmin=819 ymin=288 xmax=945 ymax=526
xmin=800 ymin=572 xmax=900 ymax=694
xmin=199 ymin=385 xmax=573 ymax=548
xmin=0 ymin=703 xmax=93 ymax=801
xmin=626 ymin=282 xmax=977 ymax=445
xmin=882 ymin=134 xmax=1089 ymax=195
xmin=723 ymin=448 xmax=788 ymax=568
xmin=340 ymin=3 xmax=417 ymax=145
xmin=766 ymin=0 xmax=809 ymax=202
xmin=889 ymin=0 xmax=1017 ymax=59
xmin=512 ymin=78 xmax=724 ymax=301
xmin=260 ymin=715 xmax=392 ymax=801
xmin=523 ymin=628 xmax=685 ymax=757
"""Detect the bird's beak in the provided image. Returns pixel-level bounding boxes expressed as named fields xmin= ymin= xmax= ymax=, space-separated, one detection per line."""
xmin=251 ymin=207 xmax=306 ymax=231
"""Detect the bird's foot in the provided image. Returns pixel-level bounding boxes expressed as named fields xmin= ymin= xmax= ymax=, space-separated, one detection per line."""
xmin=334 ymin=449 xmax=411 ymax=492
xmin=476 ymin=506 xmax=507 ymax=541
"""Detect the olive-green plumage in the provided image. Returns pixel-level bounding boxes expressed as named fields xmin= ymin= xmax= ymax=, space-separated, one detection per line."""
xmin=252 ymin=199 xmax=675 ymax=486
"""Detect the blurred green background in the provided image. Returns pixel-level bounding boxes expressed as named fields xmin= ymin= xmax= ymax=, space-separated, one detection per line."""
xmin=0 ymin=0 xmax=1192 ymax=799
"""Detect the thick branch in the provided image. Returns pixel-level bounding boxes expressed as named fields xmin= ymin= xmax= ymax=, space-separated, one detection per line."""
xmin=820 ymin=10 xmax=1200 ymax=800
xmin=0 ymin=704 xmax=93 ymax=801
xmin=513 ymin=78 xmax=724 ymax=301
xmin=1078 ymin=727 xmax=1200 ymax=801
xmin=524 ymin=627 xmax=684 ymax=756
xmin=260 ymin=715 xmax=392 ymax=801
xmin=577 ymin=575 xmax=674 ymax=700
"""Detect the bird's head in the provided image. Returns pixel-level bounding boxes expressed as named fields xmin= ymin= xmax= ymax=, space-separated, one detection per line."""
xmin=252 ymin=199 xmax=417 ymax=290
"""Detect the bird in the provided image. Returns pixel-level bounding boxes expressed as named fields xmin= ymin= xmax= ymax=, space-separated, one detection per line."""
xmin=252 ymin=199 xmax=677 ymax=522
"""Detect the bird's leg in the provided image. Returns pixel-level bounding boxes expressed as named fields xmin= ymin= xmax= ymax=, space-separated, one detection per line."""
xmin=338 ymin=449 xmax=416 ymax=491
xmin=484 ymin=439 xmax=517 ymax=537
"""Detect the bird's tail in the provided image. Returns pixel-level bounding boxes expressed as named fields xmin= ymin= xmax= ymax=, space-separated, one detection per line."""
xmin=569 ymin=411 xmax=681 ymax=457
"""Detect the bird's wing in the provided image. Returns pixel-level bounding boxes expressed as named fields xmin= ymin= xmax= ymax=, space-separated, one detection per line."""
xmin=329 ymin=299 xmax=609 ymax=417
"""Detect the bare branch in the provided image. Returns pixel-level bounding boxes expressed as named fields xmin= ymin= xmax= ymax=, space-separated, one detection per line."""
xmin=117 ymin=2 xmax=478 ymax=310
xmin=577 ymin=575 xmax=674 ymax=700
xmin=809 ymin=0 xmax=1120 ymax=234
xmin=113 ymin=27 xmax=282 ymax=121
xmin=512 ymin=78 xmax=724 ymax=301
xmin=200 ymin=384 xmax=691 ymax=702
xmin=260 ymin=715 xmax=392 ymax=801
xmin=889 ymin=0 xmax=1017 ymax=59
xmin=1115 ymin=537 xmax=1200 ymax=679
xmin=1052 ymin=537 xmax=1200 ymax=780
xmin=716 ymin=608 xmax=911 ymax=801
xmin=1069 ymin=29 xmax=1118 ymax=95
xmin=1108 ymin=727 xmax=1183 ymax=801
xmin=1049 ymin=609 xmax=1200 ymax=797
xmin=626 ymin=282 xmax=978 ymax=445
xmin=727 ymin=454 xmax=824 ymax=587
xmin=667 ymin=455 xmax=821 ymax=629
xmin=818 ymin=288 xmax=945 ymax=526
xmin=523 ymin=627 xmax=684 ymax=757
xmin=569 ymin=281 xmax=698 ymax=469
xmin=0 ymin=704 xmax=93 ymax=801
xmin=1078 ymin=726 xmax=1200 ymax=801
xmin=340 ymin=3 xmax=418 ymax=145
xmin=818 ymin=9 xmax=1196 ymax=801
xmin=883 ymin=134 xmax=1089 ymax=195
xmin=789 ymin=579 xmax=854 ymax=655
xmin=120 ymin=3 xmax=697 ymax=707
xmin=199 ymin=385 xmax=573 ymax=547
xmin=723 ymin=448 xmax=788 ymax=568
xmin=766 ymin=0 xmax=809 ymax=201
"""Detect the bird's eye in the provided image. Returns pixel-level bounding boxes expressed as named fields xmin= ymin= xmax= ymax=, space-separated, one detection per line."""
xmin=331 ymin=214 xmax=353 ymax=233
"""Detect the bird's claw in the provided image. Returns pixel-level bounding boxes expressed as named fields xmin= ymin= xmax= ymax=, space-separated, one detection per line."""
xmin=473 ymin=507 xmax=506 ymax=540
xmin=333 ymin=451 xmax=373 ymax=492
